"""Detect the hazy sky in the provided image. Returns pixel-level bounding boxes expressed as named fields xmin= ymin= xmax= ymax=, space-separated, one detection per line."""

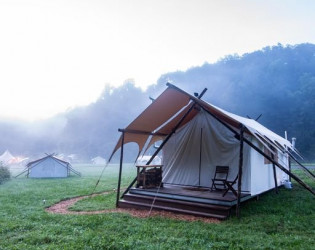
xmin=1 ymin=0 xmax=315 ymax=121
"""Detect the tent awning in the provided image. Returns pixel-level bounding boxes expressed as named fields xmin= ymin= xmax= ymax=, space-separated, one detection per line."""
xmin=111 ymin=83 xmax=293 ymax=159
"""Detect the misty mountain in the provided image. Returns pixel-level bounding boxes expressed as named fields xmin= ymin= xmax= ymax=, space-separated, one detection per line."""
xmin=1 ymin=43 xmax=315 ymax=161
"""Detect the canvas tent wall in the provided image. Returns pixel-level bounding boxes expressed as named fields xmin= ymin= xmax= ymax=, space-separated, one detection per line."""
xmin=162 ymin=109 xmax=289 ymax=195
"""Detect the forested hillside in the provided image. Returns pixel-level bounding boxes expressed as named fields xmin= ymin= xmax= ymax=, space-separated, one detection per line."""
xmin=1 ymin=43 xmax=315 ymax=161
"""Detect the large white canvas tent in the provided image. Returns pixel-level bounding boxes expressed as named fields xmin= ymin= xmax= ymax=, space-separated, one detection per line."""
xmin=16 ymin=154 xmax=81 ymax=178
xmin=111 ymin=83 xmax=314 ymax=208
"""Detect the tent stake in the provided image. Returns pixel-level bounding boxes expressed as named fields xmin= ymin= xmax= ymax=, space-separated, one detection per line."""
xmin=116 ymin=131 xmax=125 ymax=207
xmin=236 ymin=124 xmax=244 ymax=218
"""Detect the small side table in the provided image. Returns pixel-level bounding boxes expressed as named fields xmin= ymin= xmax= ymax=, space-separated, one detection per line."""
xmin=136 ymin=165 xmax=163 ymax=188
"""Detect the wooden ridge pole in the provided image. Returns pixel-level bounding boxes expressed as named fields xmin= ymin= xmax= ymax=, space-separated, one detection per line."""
xmin=116 ymin=131 xmax=125 ymax=207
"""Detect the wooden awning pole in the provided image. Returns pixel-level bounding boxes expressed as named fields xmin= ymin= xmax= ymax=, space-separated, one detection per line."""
xmin=272 ymin=154 xmax=279 ymax=194
xmin=116 ymin=131 xmax=125 ymax=207
xmin=236 ymin=124 xmax=245 ymax=218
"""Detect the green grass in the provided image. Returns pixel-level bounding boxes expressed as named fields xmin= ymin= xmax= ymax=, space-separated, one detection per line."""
xmin=69 ymin=192 xmax=117 ymax=211
xmin=0 ymin=165 xmax=314 ymax=249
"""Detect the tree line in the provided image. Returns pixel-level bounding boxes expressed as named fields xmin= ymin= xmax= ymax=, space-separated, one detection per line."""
xmin=1 ymin=43 xmax=315 ymax=162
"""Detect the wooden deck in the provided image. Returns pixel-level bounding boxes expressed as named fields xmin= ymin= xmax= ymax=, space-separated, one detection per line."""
xmin=118 ymin=184 xmax=252 ymax=219
xmin=130 ymin=184 xmax=251 ymax=206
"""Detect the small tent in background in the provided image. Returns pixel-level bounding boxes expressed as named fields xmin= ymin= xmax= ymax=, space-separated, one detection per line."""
xmin=0 ymin=150 xmax=15 ymax=165
xmin=136 ymin=155 xmax=161 ymax=165
xmin=16 ymin=154 xmax=81 ymax=178
xmin=91 ymin=156 xmax=106 ymax=165
xmin=0 ymin=150 xmax=28 ymax=166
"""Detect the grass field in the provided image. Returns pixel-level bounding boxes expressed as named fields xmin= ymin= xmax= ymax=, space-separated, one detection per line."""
xmin=0 ymin=164 xmax=314 ymax=249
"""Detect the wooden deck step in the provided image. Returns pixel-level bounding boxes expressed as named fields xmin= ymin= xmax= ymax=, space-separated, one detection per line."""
xmin=119 ymin=192 xmax=232 ymax=219
xmin=123 ymin=193 xmax=230 ymax=215
xmin=118 ymin=199 xmax=228 ymax=220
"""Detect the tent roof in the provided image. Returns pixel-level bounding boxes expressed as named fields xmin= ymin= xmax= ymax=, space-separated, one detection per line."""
xmin=0 ymin=150 xmax=14 ymax=160
xmin=0 ymin=150 xmax=15 ymax=164
xmin=27 ymin=154 xmax=70 ymax=168
xmin=112 ymin=83 xmax=293 ymax=158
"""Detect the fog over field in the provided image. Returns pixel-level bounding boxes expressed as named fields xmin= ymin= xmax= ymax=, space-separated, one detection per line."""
xmin=1 ymin=44 xmax=315 ymax=162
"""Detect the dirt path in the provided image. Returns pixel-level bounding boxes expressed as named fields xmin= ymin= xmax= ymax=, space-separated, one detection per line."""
xmin=46 ymin=192 xmax=220 ymax=223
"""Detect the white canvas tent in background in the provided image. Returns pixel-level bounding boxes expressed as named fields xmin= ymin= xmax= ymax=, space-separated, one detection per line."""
xmin=0 ymin=150 xmax=15 ymax=165
xmin=15 ymin=154 xmax=81 ymax=178
xmin=91 ymin=156 xmax=107 ymax=165
xmin=110 ymin=83 xmax=314 ymax=212
xmin=136 ymin=155 xmax=161 ymax=165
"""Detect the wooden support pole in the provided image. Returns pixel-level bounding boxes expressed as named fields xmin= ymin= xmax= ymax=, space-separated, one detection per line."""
xmin=236 ymin=124 xmax=245 ymax=218
xmin=272 ymin=154 xmax=279 ymax=194
xmin=116 ymin=131 xmax=125 ymax=207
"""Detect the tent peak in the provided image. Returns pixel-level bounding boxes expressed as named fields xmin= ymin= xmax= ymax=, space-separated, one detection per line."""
xmin=166 ymin=82 xmax=208 ymax=101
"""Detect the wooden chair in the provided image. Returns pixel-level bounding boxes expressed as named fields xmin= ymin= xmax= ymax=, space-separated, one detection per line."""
xmin=210 ymin=166 xmax=229 ymax=191
xmin=222 ymin=175 xmax=238 ymax=197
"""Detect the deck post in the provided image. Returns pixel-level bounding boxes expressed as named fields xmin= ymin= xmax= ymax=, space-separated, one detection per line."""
xmin=236 ymin=124 xmax=245 ymax=218
xmin=116 ymin=131 xmax=125 ymax=207
xmin=272 ymin=154 xmax=278 ymax=194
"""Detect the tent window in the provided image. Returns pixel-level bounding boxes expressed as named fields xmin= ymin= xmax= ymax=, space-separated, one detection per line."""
xmin=264 ymin=146 xmax=278 ymax=164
